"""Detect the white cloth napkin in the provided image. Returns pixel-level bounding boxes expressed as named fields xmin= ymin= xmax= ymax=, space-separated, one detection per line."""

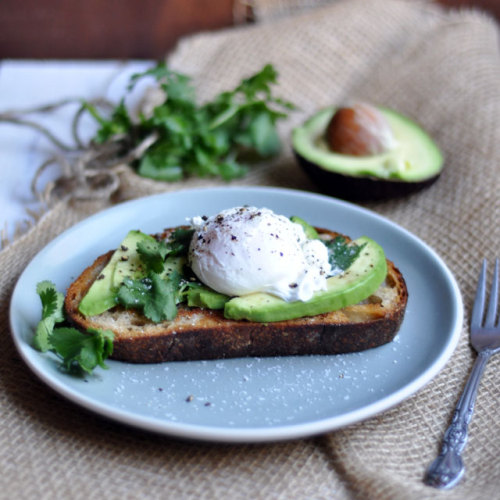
xmin=0 ymin=59 xmax=152 ymax=243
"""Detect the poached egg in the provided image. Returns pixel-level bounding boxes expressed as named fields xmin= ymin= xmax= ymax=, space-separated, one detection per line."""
xmin=188 ymin=207 xmax=331 ymax=302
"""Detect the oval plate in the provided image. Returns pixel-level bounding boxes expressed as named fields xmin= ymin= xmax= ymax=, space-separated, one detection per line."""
xmin=10 ymin=187 xmax=462 ymax=443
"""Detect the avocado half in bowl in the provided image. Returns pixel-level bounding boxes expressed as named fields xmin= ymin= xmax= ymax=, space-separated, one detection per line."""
xmin=292 ymin=106 xmax=444 ymax=201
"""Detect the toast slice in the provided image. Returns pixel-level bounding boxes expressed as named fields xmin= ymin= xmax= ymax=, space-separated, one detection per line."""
xmin=64 ymin=228 xmax=408 ymax=363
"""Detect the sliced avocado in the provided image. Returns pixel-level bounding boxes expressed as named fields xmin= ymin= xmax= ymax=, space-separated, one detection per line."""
xmin=112 ymin=232 xmax=157 ymax=288
xmin=224 ymin=236 xmax=386 ymax=322
xmin=292 ymin=106 xmax=443 ymax=200
xmin=290 ymin=215 xmax=319 ymax=239
xmin=78 ymin=230 xmax=154 ymax=317
xmin=186 ymin=286 xmax=230 ymax=309
xmin=113 ymin=244 xmax=186 ymax=288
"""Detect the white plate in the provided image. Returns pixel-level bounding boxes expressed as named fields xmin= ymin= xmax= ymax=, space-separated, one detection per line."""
xmin=10 ymin=187 xmax=463 ymax=443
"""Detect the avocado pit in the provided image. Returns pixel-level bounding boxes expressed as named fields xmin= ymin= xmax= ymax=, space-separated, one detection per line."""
xmin=325 ymin=103 xmax=396 ymax=157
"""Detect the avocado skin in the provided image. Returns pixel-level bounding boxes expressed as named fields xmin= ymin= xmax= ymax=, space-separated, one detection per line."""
xmin=295 ymin=150 xmax=441 ymax=201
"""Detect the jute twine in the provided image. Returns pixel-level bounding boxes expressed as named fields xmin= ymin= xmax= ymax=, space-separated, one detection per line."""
xmin=2 ymin=0 xmax=500 ymax=498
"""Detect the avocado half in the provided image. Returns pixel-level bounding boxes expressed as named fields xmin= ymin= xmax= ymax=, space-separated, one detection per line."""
xmin=292 ymin=107 xmax=444 ymax=201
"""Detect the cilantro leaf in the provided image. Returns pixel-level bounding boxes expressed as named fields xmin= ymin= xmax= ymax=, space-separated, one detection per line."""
xmin=325 ymin=236 xmax=367 ymax=271
xmin=50 ymin=327 xmax=114 ymax=374
xmin=166 ymin=228 xmax=195 ymax=256
xmin=86 ymin=62 xmax=294 ymax=182
xmin=34 ymin=320 xmax=55 ymax=353
xmin=134 ymin=228 xmax=194 ymax=274
xmin=235 ymin=63 xmax=277 ymax=98
xmin=33 ymin=281 xmax=114 ymax=374
xmin=136 ymin=238 xmax=169 ymax=273
xmin=37 ymin=280 xmax=65 ymax=322
xmin=128 ymin=62 xmax=171 ymax=90
xmin=116 ymin=271 xmax=181 ymax=323
xmin=116 ymin=229 xmax=194 ymax=322
xmin=249 ymin=111 xmax=281 ymax=156
xmin=85 ymin=101 xmax=131 ymax=144
xmin=33 ymin=281 xmax=65 ymax=352
xmin=138 ymin=144 xmax=184 ymax=182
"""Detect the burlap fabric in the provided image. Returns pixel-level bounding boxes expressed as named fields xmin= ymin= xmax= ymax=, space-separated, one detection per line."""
xmin=2 ymin=0 xmax=500 ymax=498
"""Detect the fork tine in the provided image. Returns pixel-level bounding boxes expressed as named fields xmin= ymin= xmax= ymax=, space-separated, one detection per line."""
xmin=484 ymin=259 xmax=499 ymax=328
xmin=471 ymin=260 xmax=487 ymax=329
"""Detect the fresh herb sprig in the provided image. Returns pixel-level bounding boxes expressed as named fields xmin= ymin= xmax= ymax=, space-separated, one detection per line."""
xmin=117 ymin=271 xmax=182 ymax=323
xmin=136 ymin=238 xmax=170 ymax=273
xmin=166 ymin=228 xmax=195 ymax=256
xmin=33 ymin=281 xmax=114 ymax=374
xmin=325 ymin=236 xmax=367 ymax=272
xmin=85 ymin=62 xmax=294 ymax=182
xmin=115 ymin=229 xmax=196 ymax=323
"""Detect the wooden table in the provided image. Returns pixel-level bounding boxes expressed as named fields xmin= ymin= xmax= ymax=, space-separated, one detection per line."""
xmin=0 ymin=0 xmax=497 ymax=59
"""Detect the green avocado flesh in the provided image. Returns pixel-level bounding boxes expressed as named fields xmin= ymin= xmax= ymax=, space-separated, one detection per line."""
xmin=79 ymin=228 xmax=387 ymax=324
xmin=292 ymin=107 xmax=443 ymax=182
xmin=224 ymin=236 xmax=387 ymax=323
xmin=186 ymin=286 xmax=229 ymax=309
xmin=79 ymin=231 xmax=150 ymax=316
xmin=290 ymin=215 xmax=319 ymax=239
xmin=78 ymin=231 xmax=185 ymax=317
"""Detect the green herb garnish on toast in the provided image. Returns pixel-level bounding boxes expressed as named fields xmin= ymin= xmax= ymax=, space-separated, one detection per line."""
xmin=33 ymin=280 xmax=114 ymax=374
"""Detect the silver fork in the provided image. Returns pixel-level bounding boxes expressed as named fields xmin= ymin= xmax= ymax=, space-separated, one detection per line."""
xmin=425 ymin=259 xmax=500 ymax=489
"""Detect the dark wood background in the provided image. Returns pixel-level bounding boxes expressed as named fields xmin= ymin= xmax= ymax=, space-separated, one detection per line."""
xmin=0 ymin=0 xmax=498 ymax=59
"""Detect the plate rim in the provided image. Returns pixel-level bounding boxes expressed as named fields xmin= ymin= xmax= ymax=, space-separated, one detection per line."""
xmin=9 ymin=186 xmax=463 ymax=443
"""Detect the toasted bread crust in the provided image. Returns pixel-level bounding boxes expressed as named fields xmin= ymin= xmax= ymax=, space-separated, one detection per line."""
xmin=64 ymin=229 xmax=408 ymax=363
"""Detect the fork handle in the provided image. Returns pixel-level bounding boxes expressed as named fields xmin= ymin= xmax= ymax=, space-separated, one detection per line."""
xmin=424 ymin=350 xmax=491 ymax=489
